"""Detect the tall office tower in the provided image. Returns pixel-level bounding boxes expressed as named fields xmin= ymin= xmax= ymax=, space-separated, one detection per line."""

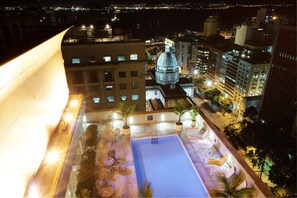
xmin=62 ymin=24 xmax=146 ymax=112
xmin=235 ymin=24 xmax=252 ymax=46
xmin=203 ymin=16 xmax=217 ymax=37
xmin=260 ymin=25 xmax=296 ymax=136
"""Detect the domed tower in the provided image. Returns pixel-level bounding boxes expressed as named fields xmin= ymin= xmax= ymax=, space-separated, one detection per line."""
xmin=155 ymin=46 xmax=179 ymax=85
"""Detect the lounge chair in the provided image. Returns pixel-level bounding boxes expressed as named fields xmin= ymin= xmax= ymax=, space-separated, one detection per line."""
xmin=187 ymin=128 xmax=209 ymax=139
xmin=191 ymin=136 xmax=214 ymax=149
xmin=209 ymin=164 xmax=235 ymax=178
xmin=207 ymin=155 xmax=228 ymax=166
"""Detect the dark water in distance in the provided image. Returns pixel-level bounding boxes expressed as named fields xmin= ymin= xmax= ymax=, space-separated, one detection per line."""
xmin=72 ymin=6 xmax=295 ymax=39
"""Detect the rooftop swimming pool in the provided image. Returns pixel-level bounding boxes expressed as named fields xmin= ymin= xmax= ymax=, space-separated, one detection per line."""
xmin=131 ymin=134 xmax=209 ymax=198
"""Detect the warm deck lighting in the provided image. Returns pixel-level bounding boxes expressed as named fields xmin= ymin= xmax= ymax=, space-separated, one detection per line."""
xmin=64 ymin=113 xmax=73 ymax=122
xmin=28 ymin=183 xmax=40 ymax=198
xmin=45 ymin=150 xmax=60 ymax=164
xmin=113 ymin=112 xmax=118 ymax=119
xmin=129 ymin=117 xmax=134 ymax=124
xmin=70 ymin=99 xmax=78 ymax=107
xmin=206 ymin=80 xmax=213 ymax=87
xmin=160 ymin=114 xmax=165 ymax=121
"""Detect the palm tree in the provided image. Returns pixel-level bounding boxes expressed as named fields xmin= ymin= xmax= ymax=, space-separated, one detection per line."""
xmin=141 ymin=180 xmax=153 ymax=198
xmin=213 ymin=171 xmax=254 ymax=198
xmin=119 ymin=102 xmax=136 ymax=129
xmin=190 ymin=105 xmax=200 ymax=122
xmin=173 ymin=100 xmax=188 ymax=125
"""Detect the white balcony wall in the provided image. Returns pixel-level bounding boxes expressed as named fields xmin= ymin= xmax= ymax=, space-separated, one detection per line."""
xmin=0 ymin=29 xmax=69 ymax=197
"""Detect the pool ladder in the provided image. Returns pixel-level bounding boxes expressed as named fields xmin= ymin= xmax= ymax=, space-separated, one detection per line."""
xmin=151 ymin=131 xmax=158 ymax=144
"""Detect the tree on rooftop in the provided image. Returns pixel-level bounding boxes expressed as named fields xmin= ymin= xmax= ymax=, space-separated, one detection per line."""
xmin=173 ymin=100 xmax=188 ymax=125
xmin=119 ymin=102 xmax=136 ymax=129
xmin=211 ymin=171 xmax=254 ymax=198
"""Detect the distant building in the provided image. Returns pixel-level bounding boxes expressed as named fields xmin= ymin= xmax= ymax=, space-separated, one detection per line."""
xmin=62 ymin=24 xmax=146 ymax=112
xmin=256 ymin=8 xmax=274 ymax=25
xmin=208 ymin=44 xmax=271 ymax=113
xmin=175 ymin=36 xmax=198 ymax=75
xmin=203 ymin=16 xmax=217 ymax=37
xmin=260 ymin=25 xmax=297 ymax=136
xmin=234 ymin=24 xmax=252 ymax=46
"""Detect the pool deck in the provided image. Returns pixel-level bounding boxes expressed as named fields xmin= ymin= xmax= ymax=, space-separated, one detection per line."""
xmin=96 ymin=120 xmax=223 ymax=197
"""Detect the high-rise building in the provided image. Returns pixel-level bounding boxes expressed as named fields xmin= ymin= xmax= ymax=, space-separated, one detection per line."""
xmin=62 ymin=24 xmax=146 ymax=112
xmin=175 ymin=36 xmax=198 ymax=75
xmin=234 ymin=24 xmax=252 ymax=46
xmin=208 ymin=44 xmax=271 ymax=113
xmin=203 ymin=16 xmax=217 ymax=37
xmin=260 ymin=25 xmax=297 ymax=136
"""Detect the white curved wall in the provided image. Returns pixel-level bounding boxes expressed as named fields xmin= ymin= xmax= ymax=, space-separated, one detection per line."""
xmin=0 ymin=30 xmax=69 ymax=197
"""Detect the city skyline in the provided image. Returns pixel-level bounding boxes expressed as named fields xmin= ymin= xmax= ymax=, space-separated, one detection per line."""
xmin=0 ymin=0 xmax=295 ymax=6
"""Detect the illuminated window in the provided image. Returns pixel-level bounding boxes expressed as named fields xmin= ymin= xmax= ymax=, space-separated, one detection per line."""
xmin=131 ymin=71 xmax=138 ymax=77
xmin=103 ymin=56 xmax=111 ymax=62
xmin=130 ymin=54 xmax=138 ymax=60
xmin=120 ymin=96 xmax=127 ymax=101
xmin=119 ymin=72 xmax=126 ymax=78
xmin=132 ymin=94 xmax=139 ymax=100
xmin=105 ymin=85 xmax=114 ymax=90
xmin=107 ymin=96 xmax=115 ymax=102
xmin=93 ymin=97 xmax=100 ymax=103
xmin=72 ymin=58 xmax=80 ymax=64
xmin=120 ymin=83 xmax=127 ymax=90
xmin=118 ymin=55 xmax=126 ymax=61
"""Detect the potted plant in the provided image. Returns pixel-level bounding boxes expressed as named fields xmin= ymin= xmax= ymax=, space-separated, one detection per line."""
xmin=190 ymin=106 xmax=200 ymax=127
xmin=119 ymin=102 xmax=136 ymax=135
xmin=173 ymin=100 xmax=188 ymax=132
xmin=210 ymin=171 xmax=254 ymax=197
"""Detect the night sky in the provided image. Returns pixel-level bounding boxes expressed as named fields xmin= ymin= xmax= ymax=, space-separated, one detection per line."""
xmin=0 ymin=0 xmax=295 ymax=6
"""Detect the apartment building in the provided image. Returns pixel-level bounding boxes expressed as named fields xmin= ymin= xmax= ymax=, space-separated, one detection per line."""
xmin=62 ymin=25 xmax=146 ymax=111
xmin=208 ymin=44 xmax=271 ymax=112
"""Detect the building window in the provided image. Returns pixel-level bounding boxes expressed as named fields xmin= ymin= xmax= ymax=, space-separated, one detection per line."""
xmin=120 ymin=96 xmax=127 ymax=101
xmin=72 ymin=57 xmax=80 ymax=64
xmin=117 ymin=55 xmax=126 ymax=61
xmin=105 ymin=85 xmax=114 ymax=90
xmin=131 ymin=82 xmax=139 ymax=89
xmin=132 ymin=94 xmax=139 ymax=100
xmin=88 ymin=71 xmax=99 ymax=83
xmin=87 ymin=56 xmax=96 ymax=63
xmin=104 ymin=70 xmax=113 ymax=82
xmin=120 ymin=83 xmax=127 ymax=90
xmin=107 ymin=96 xmax=115 ymax=102
xmin=130 ymin=54 xmax=138 ymax=60
xmin=119 ymin=72 xmax=126 ymax=78
xmin=73 ymin=71 xmax=84 ymax=84
xmin=131 ymin=71 xmax=138 ymax=77
xmin=89 ymin=86 xmax=99 ymax=92
xmin=103 ymin=56 xmax=111 ymax=62
xmin=93 ymin=97 xmax=100 ymax=103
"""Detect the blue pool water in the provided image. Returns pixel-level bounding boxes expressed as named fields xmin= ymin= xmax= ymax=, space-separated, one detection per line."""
xmin=131 ymin=134 xmax=209 ymax=198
